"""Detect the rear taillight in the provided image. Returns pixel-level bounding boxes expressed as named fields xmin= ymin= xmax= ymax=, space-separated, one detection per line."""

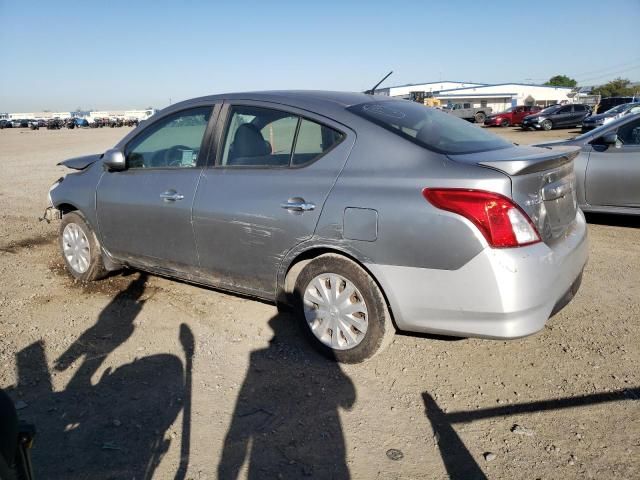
xmin=422 ymin=188 xmax=541 ymax=248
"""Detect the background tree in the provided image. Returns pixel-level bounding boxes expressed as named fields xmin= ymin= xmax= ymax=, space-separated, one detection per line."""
xmin=545 ymin=75 xmax=578 ymax=88
xmin=592 ymin=78 xmax=637 ymax=97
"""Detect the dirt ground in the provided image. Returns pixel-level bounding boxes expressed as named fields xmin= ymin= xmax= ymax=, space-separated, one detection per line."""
xmin=0 ymin=125 xmax=638 ymax=480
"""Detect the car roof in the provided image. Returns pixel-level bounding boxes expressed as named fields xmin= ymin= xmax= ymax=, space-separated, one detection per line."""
xmin=167 ymin=90 xmax=394 ymax=119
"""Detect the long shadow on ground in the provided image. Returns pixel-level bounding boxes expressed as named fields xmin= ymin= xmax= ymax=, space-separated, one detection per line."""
xmin=5 ymin=272 xmax=194 ymax=479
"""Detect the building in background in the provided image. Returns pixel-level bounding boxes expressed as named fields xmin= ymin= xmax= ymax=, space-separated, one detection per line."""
xmin=87 ymin=109 xmax=156 ymax=123
xmin=7 ymin=111 xmax=72 ymax=120
xmin=375 ymin=80 xmax=486 ymax=98
xmin=376 ymin=81 xmax=575 ymax=111
xmin=3 ymin=109 xmax=157 ymax=122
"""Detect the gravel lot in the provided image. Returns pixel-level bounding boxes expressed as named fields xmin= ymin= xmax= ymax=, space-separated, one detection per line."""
xmin=0 ymin=125 xmax=638 ymax=479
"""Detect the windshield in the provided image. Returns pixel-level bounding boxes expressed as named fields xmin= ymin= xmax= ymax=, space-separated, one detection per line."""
xmin=571 ymin=113 xmax=638 ymax=141
xmin=539 ymin=105 xmax=561 ymax=115
xmin=605 ymin=104 xmax=629 ymax=115
xmin=499 ymin=107 xmax=514 ymax=114
xmin=348 ymin=101 xmax=512 ymax=154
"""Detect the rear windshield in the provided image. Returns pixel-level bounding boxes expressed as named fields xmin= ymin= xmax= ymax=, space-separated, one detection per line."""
xmin=347 ymin=101 xmax=511 ymax=154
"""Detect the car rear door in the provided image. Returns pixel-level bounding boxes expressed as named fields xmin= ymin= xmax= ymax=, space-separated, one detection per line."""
xmin=513 ymin=106 xmax=526 ymax=124
xmin=96 ymin=105 xmax=218 ymax=272
xmin=192 ymin=101 xmax=354 ymax=297
xmin=553 ymin=105 xmax=574 ymax=127
xmin=585 ymin=116 xmax=640 ymax=208
xmin=573 ymin=104 xmax=588 ymax=124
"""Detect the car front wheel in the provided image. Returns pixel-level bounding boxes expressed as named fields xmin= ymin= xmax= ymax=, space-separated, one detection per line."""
xmin=541 ymin=119 xmax=553 ymax=131
xmin=59 ymin=212 xmax=107 ymax=282
xmin=294 ymin=254 xmax=395 ymax=363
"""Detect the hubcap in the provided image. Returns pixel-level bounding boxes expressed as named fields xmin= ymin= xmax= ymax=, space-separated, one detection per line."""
xmin=62 ymin=223 xmax=90 ymax=274
xmin=303 ymin=273 xmax=368 ymax=350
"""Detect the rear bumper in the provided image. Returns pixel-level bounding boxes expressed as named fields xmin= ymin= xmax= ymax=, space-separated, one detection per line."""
xmin=367 ymin=210 xmax=588 ymax=339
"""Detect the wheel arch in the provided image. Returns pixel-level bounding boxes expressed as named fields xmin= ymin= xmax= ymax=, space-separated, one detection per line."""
xmin=278 ymin=245 xmax=396 ymax=326
xmin=57 ymin=202 xmax=79 ymax=215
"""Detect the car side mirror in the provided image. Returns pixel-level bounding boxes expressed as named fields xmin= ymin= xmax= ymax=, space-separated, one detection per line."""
xmin=602 ymin=133 xmax=619 ymax=146
xmin=103 ymin=149 xmax=126 ymax=171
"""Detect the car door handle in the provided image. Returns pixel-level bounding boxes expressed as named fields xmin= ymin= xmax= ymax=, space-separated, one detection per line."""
xmin=281 ymin=199 xmax=316 ymax=212
xmin=160 ymin=191 xmax=184 ymax=202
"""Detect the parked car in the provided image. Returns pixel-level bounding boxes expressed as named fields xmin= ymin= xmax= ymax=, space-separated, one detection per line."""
xmin=0 ymin=119 xmax=11 ymax=129
xmin=581 ymin=102 xmax=640 ymax=132
xmin=443 ymin=103 xmax=492 ymax=123
xmin=46 ymin=92 xmax=588 ymax=363
xmin=536 ymin=113 xmax=640 ymax=215
xmin=521 ymin=104 xmax=591 ymax=131
xmin=11 ymin=119 xmax=29 ymax=128
xmin=46 ymin=118 xmax=64 ymax=130
xmin=484 ymin=105 xmax=542 ymax=127
xmin=596 ymin=96 xmax=640 ymax=114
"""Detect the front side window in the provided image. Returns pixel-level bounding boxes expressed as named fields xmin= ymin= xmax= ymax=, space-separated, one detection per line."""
xmin=126 ymin=107 xmax=211 ymax=169
xmin=348 ymin=100 xmax=511 ymax=154
xmin=558 ymin=106 xmax=572 ymax=114
xmin=220 ymin=106 xmax=343 ymax=167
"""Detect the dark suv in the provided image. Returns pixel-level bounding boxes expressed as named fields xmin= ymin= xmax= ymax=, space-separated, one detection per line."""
xmin=521 ymin=104 xmax=591 ymax=131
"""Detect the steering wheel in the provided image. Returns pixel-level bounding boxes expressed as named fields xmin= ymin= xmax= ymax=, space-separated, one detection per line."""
xmin=163 ymin=145 xmax=193 ymax=167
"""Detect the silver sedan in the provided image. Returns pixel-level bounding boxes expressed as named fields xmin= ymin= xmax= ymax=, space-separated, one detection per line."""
xmin=537 ymin=113 xmax=640 ymax=215
xmin=47 ymin=91 xmax=588 ymax=362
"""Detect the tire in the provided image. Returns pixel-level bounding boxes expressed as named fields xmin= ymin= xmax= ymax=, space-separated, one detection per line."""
xmin=474 ymin=112 xmax=486 ymax=123
xmin=59 ymin=211 xmax=107 ymax=282
xmin=500 ymin=119 xmax=510 ymax=128
xmin=541 ymin=119 xmax=553 ymax=131
xmin=294 ymin=253 xmax=395 ymax=363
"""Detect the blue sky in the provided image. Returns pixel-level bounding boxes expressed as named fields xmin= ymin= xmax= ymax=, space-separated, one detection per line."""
xmin=1 ymin=0 xmax=639 ymax=111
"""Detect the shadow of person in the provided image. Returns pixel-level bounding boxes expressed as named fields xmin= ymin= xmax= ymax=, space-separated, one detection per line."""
xmin=9 ymin=272 xmax=194 ymax=480
xmin=422 ymin=393 xmax=487 ymax=480
xmin=219 ymin=312 xmax=356 ymax=479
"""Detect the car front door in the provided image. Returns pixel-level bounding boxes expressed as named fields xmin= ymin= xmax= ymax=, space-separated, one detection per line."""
xmin=192 ymin=102 xmax=354 ymax=297
xmin=585 ymin=117 xmax=640 ymax=208
xmin=96 ymin=105 xmax=217 ymax=272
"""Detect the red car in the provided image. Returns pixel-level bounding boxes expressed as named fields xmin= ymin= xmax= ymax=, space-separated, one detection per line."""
xmin=484 ymin=105 xmax=542 ymax=127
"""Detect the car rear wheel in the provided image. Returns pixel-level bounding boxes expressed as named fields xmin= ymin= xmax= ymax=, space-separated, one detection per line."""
xmin=541 ymin=119 xmax=553 ymax=131
xmin=474 ymin=112 xmax=486 ymax=123
xmin=294 ymin=254 xmax=394 ymax=363
xmin=500 ymin=119 xmax=510 ymax=127
xmin=59 ymin=212 xmax=107 ymax=282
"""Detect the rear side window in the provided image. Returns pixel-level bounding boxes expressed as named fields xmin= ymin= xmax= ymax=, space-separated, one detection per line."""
xmin=348 ymin=101 xmax=511 ymax=154
xmin=220 ymin=105 xmax=344 ymax=167
xmin=292 ymin=119 xmax=343 ymax=166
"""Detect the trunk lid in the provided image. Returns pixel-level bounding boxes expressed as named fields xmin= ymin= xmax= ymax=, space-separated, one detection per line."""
xmin=448 ymin=145 xmax=581 ymax=243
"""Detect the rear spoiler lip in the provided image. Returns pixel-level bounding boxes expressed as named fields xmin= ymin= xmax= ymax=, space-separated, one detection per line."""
xmin=476 ymin=146 xmax=581 ymax=176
